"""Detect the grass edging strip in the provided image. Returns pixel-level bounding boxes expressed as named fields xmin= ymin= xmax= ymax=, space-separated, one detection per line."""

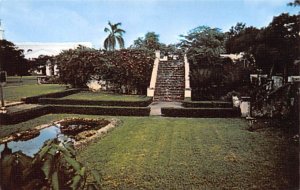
xmin=161 ymin=107 xmax=240 ymax=118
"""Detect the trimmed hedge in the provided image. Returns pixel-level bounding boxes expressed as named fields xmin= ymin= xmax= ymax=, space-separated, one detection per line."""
xmin=21 ymin=89 xmax=81 ymax=104
xmin=51 ymin=105 xmax=150 ymax=116
xmin=39 ymin=97 xmax=153 ymax=107
xmin=161 ymin=107 xmax=240 ymax=118
xmin=182 ymin=100 xmax=233 ymax=108
xmin=0 ymin=106 xmax=51 ymax=124
xmin=0 ymin=105 xmax=150 ymax=124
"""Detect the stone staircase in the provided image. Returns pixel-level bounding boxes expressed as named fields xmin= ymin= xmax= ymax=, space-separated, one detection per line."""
xmin=154 ymin=60 xmax=185 ymax=102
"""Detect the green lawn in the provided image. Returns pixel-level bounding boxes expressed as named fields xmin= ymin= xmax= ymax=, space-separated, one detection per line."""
xmin=6 ymin=76 xmax=38 ymax=86
xmin=3 ymin=76 xmax=67 ymax=102
xmin=61 ymin=91 xmax=149 ymax=101
xmin=1 ymin=115 xmax=297 ymax=189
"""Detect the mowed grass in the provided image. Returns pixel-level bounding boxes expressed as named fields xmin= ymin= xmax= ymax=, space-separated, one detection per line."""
xmin=6 ymin=76 xmax=38 ymax=86
xmin=3 ymin=76 xmax=67 ymax=102
xmin=61 ymin=91 xmax=149 ymax=101
xmin=76 ymin=117 xmax=298 ymax=190
xmin=0 ymin=115 xmax=298 ymax=189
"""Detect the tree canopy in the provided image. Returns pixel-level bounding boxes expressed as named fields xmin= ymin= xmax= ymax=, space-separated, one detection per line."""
xmin=130 ymin=32 xmax=161 ymax=52
xmin=225 ymin=13 xmax=300 ymax=78
xmin=179 ymin=26 xmax=226 ymax=65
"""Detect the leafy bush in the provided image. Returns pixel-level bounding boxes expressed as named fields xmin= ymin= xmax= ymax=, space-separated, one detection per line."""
xmin=102 ymin=49 xmax=154 ymax=94
xmin=0 ymin=139 xmax=101 ymax=190
xmin=56 ymin=46 xmax=106 ymax=88
xmin=55 ymin=47 xmax=154 ymax=94
xmin=190 ymin=60 xmax=253 ymax=100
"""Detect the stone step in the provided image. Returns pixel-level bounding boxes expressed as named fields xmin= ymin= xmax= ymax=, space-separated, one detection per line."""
xmin=154 ymin=97 xmax=184 ymax=102
xmin=156 ymin=82 xmax=184 ymax=88
xmin=156 ymin=78 xmax=184 ymax=81
xmin=156 ymin=81 xmax=184 ymax=84
xmin=155 ymin=91 xmax=184 ymax=93
xmin=154 ymin=60 xmax=185 ymax=102
xmin=155 ymin=88 xmax=184 ymax=90
xmin=157 ymin=74 xmax=184 ymax=77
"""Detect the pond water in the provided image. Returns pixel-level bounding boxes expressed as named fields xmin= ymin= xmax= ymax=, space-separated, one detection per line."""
xmin=0 ymin=125 xmax=73 ymax=158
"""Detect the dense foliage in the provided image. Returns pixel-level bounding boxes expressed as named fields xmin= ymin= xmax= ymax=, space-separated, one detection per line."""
xmin=225 ymin=13 xmax=300 ymax=81
xmin=56 ymin=46 xmax=102 ymax=88
xmin=0 ymin=139 xmax=101 ymax=190
xmin=28 ymin=55 xmax=54 ymax=75
xmin=0 ymin=40 xmax=29 ymax=76
xmin=179 ymin=26 xmax=250 ymax=100
xmin=103 ymin=49 xmax=154 ymax=94
xmin=56 ymin=47 xmax=154 ymax=94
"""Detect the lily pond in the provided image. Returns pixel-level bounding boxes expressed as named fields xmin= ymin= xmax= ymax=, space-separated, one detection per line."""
xmin=0 ymin=118 xmax=110 ymax=158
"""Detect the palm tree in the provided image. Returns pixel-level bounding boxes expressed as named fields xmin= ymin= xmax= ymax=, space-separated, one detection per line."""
xmin=103 ymin=21 xmax=125 ymax=51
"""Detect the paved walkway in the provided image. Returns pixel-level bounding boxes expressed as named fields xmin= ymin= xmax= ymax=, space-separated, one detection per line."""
xmin=149 ymin=101 xmax=183 ymax=116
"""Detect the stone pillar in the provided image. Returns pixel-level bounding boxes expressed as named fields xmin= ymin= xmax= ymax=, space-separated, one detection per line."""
xmin=240 ymin=96 xmax=251 ymax=117
xmin=45 ymin=60 xmax=52 ymax=76
xmin=147 ymin=50 xmax=160 ymax=97
xmin=53 ymin=64 xmax=59 ymax=76
xmin=184 ymin=54 xmax=191 ymax=98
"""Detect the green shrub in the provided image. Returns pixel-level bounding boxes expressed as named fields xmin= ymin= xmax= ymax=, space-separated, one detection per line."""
xmin=182 ymin=100 xmax=233 ymax=108
xmin=0 ymin=139 xmax=101 ymax=189
xmin=39 ymin=97 xmax=152 ymax=107
xmin=161 ymin=107 xmax=240 ymax=118
xmin=55 ymin=47 xmax=154 ymax=94
xmin=51 ymin=105 xmax=150 ymax=116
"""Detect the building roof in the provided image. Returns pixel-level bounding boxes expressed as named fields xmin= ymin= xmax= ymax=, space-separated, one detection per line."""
xmin=15 ymin=42 xmax=93 ymax=59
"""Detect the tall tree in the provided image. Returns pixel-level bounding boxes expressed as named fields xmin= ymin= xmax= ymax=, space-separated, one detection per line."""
xmin=144 ymin=32 xmax=160 ymax=50
xmin=0 ymin=40 xmax=28 ymax=76
xmin=103 ymin=21 xmax=125 ymax=51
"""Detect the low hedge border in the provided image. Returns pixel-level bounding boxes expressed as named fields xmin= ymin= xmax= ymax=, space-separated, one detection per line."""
xmin=21 ymin=89 xmax=81 ymax=104
xmin=51 ymin=105 xmax=150 ymax=116
xmin=0 ymin=105 xmax=150 ymax=124
xmin=0 ymin=105 xmax=51 ymax=125
xmin=161 ymin=107 xmax=240 ymax=118
xmin=39 ymin=97 xmax=153 ymax=107
xmin=182 ymin=100 xmax=233 ymax=108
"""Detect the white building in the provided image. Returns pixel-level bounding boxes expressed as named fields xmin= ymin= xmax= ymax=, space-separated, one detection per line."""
xmin=15 ymin=42 xmax=93 ymax=76
xmin=15 ymin=42 xmax=93 ymax=59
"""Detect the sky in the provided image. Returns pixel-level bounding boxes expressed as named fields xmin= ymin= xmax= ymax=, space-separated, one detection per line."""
xmin=0 ymin=0 xmax=298 ymax=48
